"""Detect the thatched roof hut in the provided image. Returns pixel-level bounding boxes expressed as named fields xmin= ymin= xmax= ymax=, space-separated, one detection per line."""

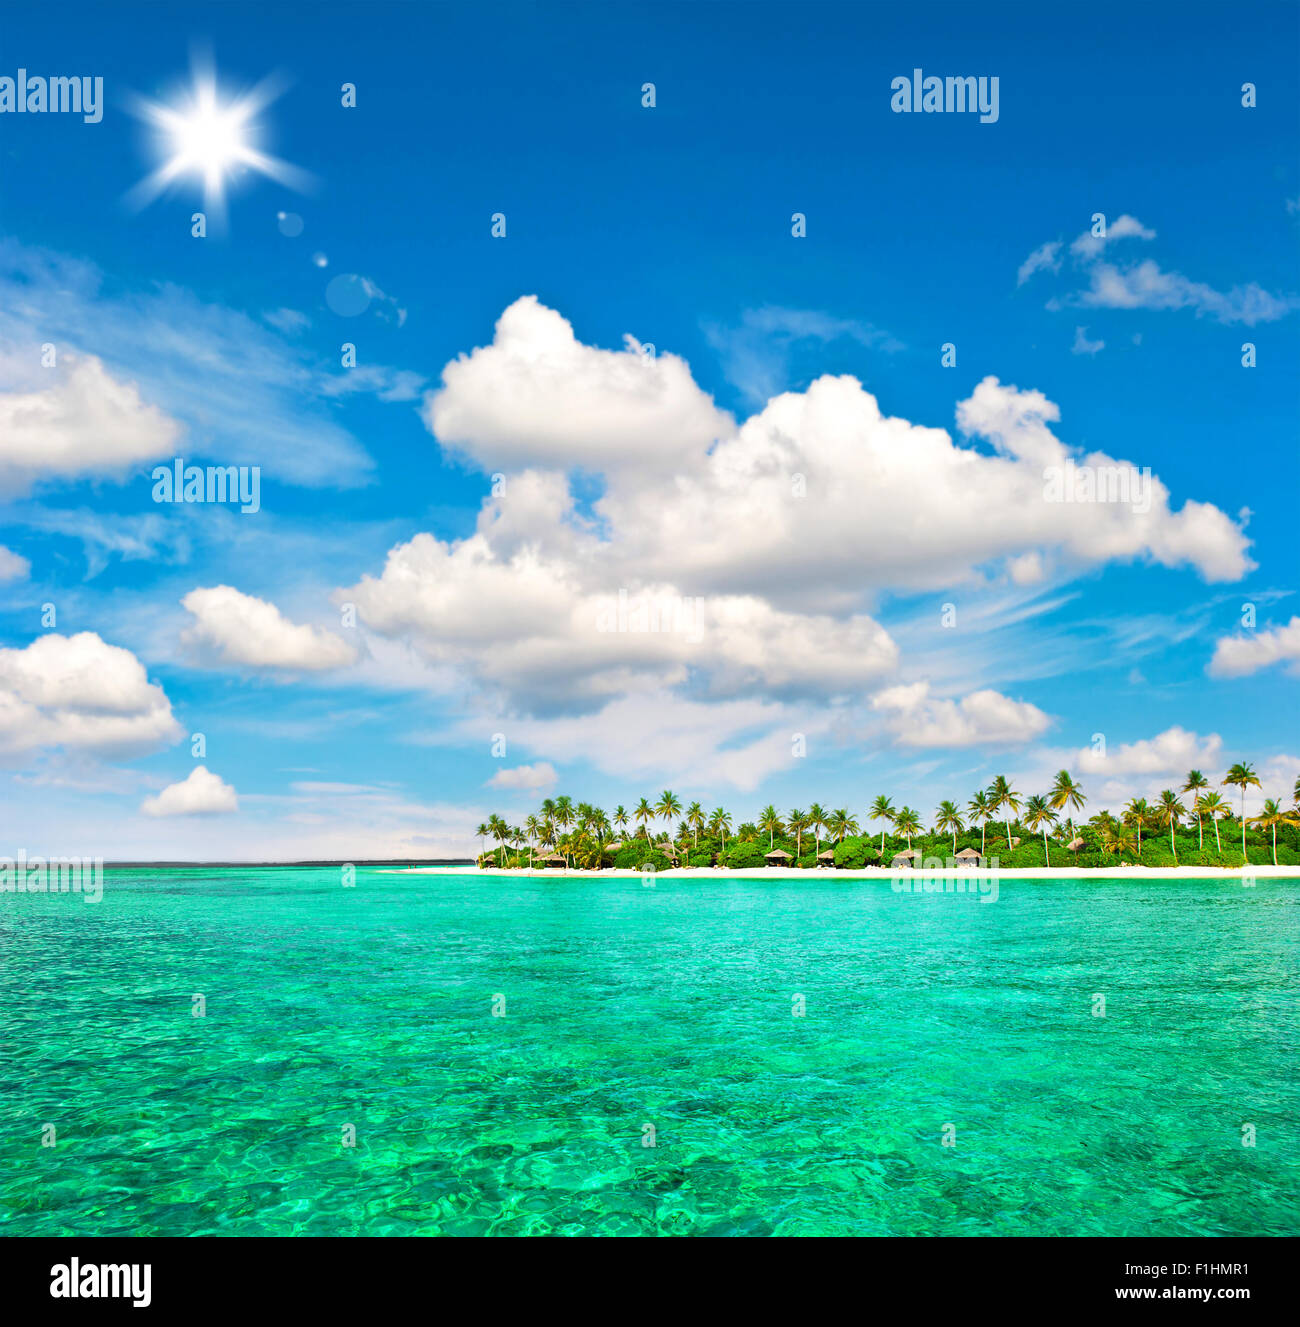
xmin=891 ymin=848 xmax=917 ymax=868
xmin=540 ymin=852 xmax=567 ymax=869
xmin=765 ymin=848 xmax=793 ymax=865
xmin=1067 ymin=837 xmax=1085 ymax=852
xmin=954 ymin=847 xmax=982 ymax=865
xmin=816 ymin=849 xmax=836 ymax=867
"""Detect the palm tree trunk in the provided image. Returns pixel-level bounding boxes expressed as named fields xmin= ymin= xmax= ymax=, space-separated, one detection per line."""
xmin=980 ymin=821 xmax=986 ymax=854
xmin=1197 ymin=815 xmax=1203 ymax=851
xmin=1272 ymin=825 xmax=1278 ymax=867
xmin=1213 ymin=817 xmax=1221 ymax=852
xmin=1042 ymin=827 xmax=1050 ymax=865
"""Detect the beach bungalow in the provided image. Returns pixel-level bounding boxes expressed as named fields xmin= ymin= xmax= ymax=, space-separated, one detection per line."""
xmin=954 ymin=847 xmax=983 ymax=867
xmin=765 ymin=848 xmax=793 ymax=868
xmin=540 ymin=852 xmax=567 ymax=869
xmin=1066 ymin=837 xmax=1085 ymax=853
xmin=890 ymin=848 xmax=917 ymax=869
xmin=816 ymin=849 xmax=836 ymax=869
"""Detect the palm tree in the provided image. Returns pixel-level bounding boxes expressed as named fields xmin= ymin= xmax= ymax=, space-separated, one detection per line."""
xmin=685 ymin=801 xmax=705 ymax=849
xmin=1156 ymin=789 xmax=1184 ymax=863
xmin=758 ymin=804 xmax=784 ymax=849
xmin=787 ymin=809 xmax=808 ymax=858
xmin=1182 ymin=770 xmax=1209 ymax=850
xmin=709 ymin=807 xmax=732 ymax=851
xmin=540 ymin=798 xmax=557 ymax=828
xmin=1124 ymin=797 xmax=1152 ymax=855
xmin=934 ymin=800 xmax=965 ymax=853
xmin=807 ymin=802 xmax=829 ymax=855
xmin=475 ymin=821 xmax=489 ymax=863
xmin=1023 ymin=794 xmax=1057 ymax=866
xmin=655 ymin=790 xmax=681 ymax=842
xmin=1049 ymin=770 xmax=1087 ymax=837
xmin=553 ymin=796 xmax=575 ymax=865
xmin=525 ymin=814 xmax=541 ymax=868
xmin=1223 ymin=763 xmax=1261 ymax=860
xmin=988 ymin=775 xmax=1021 ymax=849
xmin=894 ymin=806 xmax=921 ymax=850
xmin=831 ymin=808 xmax=858 ymax=841
xmin=1197 ymin=791 xmax=1228 ymax=853
xmin=1249 ymin=799 xmax=1299 ymax=867
xmin=634 ymin=797 xmax=654 ymax=839
xmin=1095 ymin=813 xmax=1135 ymax=858
xmin=967 ymin=790 xmax=993 ymax=856
xmin=487 ymin=813 xmax=510 ymax=864
xmin=870 ymin=795 xmax=896 ymax=854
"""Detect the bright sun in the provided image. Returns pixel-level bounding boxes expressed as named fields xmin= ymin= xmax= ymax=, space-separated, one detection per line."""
xmin=167 ymin=92 xmax=253 ymax=186
xmin=126 ymin=59 xmax=309 ymax=218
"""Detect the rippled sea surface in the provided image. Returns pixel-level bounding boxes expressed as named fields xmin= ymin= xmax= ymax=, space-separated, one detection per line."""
xmin=1 ymin=868 xmax=1296 ymax=1236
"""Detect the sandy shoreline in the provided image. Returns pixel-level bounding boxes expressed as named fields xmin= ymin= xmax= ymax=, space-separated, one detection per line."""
xmin=381 ymin=864 xmax=1300 ymax=880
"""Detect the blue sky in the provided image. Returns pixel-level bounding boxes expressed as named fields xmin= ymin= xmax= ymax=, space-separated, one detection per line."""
xmin=1 ymin=0 xmax=1296 ymax=858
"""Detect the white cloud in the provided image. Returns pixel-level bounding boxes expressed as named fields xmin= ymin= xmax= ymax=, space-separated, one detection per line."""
xmin=1020 ymin=214 xmax=1295 ymax=326
xmin=0 ymin=632 xmax=183 ymax=760
xmin=486 ymin=761 xmax=558 ymax=791
xmin=0 ymin=237 xmax=404 ymax=490
xmin=1069 ymin=214 xmax=1156 ymax=260
xmin=339 ymin=299 xmax=1252 ymax=773
xmin=1075 ymin=725 xmax=1222 ymax=778
xmin=1079 ymin=260 xmax=1296 ymax=325
xmin=871 ymin=681 xmax=1050 ymax=748
xmin=1071 ymin=326 xmax=1105 ymax=356
xmin=1208 ymin=616 xmax=1300 ymax=678
xmin=1017 ymin=240 xmax=1062 ymax=285
xmin=0 ymin=544 xmax=29 ymax=581
xmin=181 ymin=585 xmax=359 ymax=672
xmin=141 ymin=766 xmax=238 ymax=817
xmin=424 ymin=295 xmax=733 ymax=475
xmin=0 ymin=353 xmax=181 ymax=495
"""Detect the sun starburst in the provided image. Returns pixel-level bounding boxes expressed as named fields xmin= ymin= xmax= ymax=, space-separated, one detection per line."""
xmin=126 ymin=55 xmax=311 ymax=222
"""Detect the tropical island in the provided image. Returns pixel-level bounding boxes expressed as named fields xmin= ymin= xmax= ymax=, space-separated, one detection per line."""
xmin=469 ymin=764 xmax=1300 ymax=873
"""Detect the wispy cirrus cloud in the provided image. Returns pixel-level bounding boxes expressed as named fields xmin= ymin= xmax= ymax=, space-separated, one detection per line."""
xmin=1019 ymin=214 xmax=1297 ymax=326
xmin=0 ymin=237 xmax=422 ymax=491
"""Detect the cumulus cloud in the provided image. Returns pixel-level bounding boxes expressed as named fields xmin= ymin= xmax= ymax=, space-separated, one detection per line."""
xmin=0 ymin=632 xmax=183 ymax=760
xmin=0 ymin=354 xmax=181 ymax=495
xmin=0 ymin=544 xmax=29 ymax=581
xmin=871 ymin=681 xmax=1050 ymax=748
xmin=486 ymin=761 xmax=558 ymax=791
xmin=1208 ymin=616 xmax=1300 ymax=678
xmin=423 ymin=295 xmax=733 ymax=475
xmin=141 ymin=765 xmax=238 ymax=817
xmin=338 ymin=524 xmax=899 ymax=714
xmin=1075 ymin=725 xmax=1222 ymax=778
xmin=181 ymin=586 xmax=359 ymax=672
xmin=337 ymin=299 xmax=1252 ymax=774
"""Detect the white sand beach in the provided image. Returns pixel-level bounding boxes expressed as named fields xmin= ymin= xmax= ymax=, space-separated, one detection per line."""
xmin=383 ymin=864 xmax=1300 ymax=880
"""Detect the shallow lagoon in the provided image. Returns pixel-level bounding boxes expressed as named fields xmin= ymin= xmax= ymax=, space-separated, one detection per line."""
xmin=2 ymin=868 xmax=1296 ymax=1236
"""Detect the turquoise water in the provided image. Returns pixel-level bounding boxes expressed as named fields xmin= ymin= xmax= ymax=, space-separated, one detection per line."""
xmin=1 ymin=868 xmax=1296 ymax=1236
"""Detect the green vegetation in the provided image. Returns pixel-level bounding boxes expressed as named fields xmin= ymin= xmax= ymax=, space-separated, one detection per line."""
xmin=473 ymin=764 xmax=1300 ymax=871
